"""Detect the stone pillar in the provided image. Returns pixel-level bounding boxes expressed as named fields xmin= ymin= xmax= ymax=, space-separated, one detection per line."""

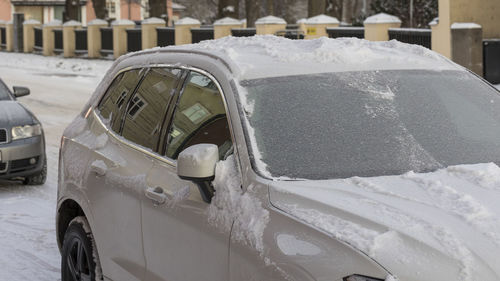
xmin=363 ymin=13 xmax=401 ymax=41
xmin=255 ymin=15 xmax=286 ymax=35
xmin=451 ymin=23 xmax=483 ymax=76
xmin=141 ymin=17 xmax=166 ymax=50
xmin=42 ymin=20 xmax=62 ymax=56
xmin=112 ymin=19 xmax=135 ymax=59
xmin=87 ymin=19 xmax=108 ymax=59
xmin=13 ymin=13 xmax=24 ymax=52
xmin=23 ymin=19 xmax=41 ymax=53
xmin=6 ymin=21 xmax=14 ymax=51
xmin=297 ymin=18 xmax=307 ymax=35
xmin=174 ymin=17 xmax=201 ymax=45
xmin=304 ymin=14 xmax=339 ymax=39
xmin=214 ymin=17 xmax=242 ymax=39
xmin=63 ymin=20 xmax=82 ymax=58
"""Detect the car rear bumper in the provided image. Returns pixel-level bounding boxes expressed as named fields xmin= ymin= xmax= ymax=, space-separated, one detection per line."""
xmin=0 ymin=135 xmax=45 ymax=179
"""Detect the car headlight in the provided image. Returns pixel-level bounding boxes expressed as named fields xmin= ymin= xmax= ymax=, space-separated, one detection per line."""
xmin=343 ymin=275 xmax=385 ymax=281
xmin=11 ymin=124 xmax=42 ymax=140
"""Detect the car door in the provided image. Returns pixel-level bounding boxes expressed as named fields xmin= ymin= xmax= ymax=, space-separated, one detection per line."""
xmin=142 ymin=70 xmax=234 ymax=281
xmin=85 ymin=67 xmax=180 ymax=281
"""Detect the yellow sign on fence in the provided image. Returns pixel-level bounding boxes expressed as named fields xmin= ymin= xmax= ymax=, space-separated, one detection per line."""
xmin=307 ymin=27 xmax=317 ymax=35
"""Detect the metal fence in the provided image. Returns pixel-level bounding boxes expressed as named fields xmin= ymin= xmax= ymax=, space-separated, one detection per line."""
xmin=100 ymin=27 xmax=113 ymax=56
xmin=191 ymin=28 xmax=214 ymax=44
xmin=75 ymin=28 xmax=87 ymax=55
xmin=157 ymin=27 xmax=175 ymax=47
xmin=53 ymin=28 xmax=63 ymax=54
xmin=276 ymin=29 xmax=305 ymax=40
xmin=126 ymin=28 xmax=142 ymax=52
xmin=484 ymin=39 xmax=500 ymax=84
xmin=389 ymin=28 xmax=431 ymax=49
xmin=326 ymin=27 xmax=365 ymax=39
xmin=34 ymin=27 xmax=42 ymax=51
xmin=0 ymin=27 xmax=5 ymax=49
xmin=231 ymin=28 xmax=256 ymax=37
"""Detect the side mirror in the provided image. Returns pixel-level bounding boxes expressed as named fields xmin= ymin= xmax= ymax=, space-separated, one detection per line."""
xmin=13 ymin=86 xmax=30 ymax=98
xmin=177 ymin=144 xmax=219 ymax=203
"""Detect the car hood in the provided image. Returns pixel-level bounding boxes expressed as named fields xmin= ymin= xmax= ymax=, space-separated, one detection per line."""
xmin=0 ymin=100 xmax=34 ymax=128
xmin=268 ymin=163 xmax=500 ymax=281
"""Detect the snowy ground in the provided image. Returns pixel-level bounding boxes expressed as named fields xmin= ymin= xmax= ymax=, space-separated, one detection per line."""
xmin=0 ymin=52 xmax=112 ymax=280
xmin=496 ymin=84 xmax=500 ymax=90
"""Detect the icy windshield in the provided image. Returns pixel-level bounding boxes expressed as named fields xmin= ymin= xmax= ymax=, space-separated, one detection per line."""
xmin=239 ymin=70 xmax=500 ymax=180
xmin=0 ymin=80 xmax=12 ymax=100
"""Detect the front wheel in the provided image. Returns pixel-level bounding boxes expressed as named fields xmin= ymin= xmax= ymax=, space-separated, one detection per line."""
xmin=61 ymin=217 xmax=102 ymax=281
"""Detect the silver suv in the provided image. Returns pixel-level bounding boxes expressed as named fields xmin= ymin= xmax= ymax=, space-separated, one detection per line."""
xmin=57 ymin=37 xmax=500 ymax=281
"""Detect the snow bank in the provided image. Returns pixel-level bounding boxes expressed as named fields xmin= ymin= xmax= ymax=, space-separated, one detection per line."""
xmin=208 ymin=155 xmax=269 ymax=254
xmin=180 ymin=36 xmax=460 ymax=79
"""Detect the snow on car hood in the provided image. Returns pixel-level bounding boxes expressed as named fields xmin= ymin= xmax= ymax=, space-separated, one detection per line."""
xmin=0 ymin=100 xmax=33 ymax=127
xmin=269 ymin=163 xmax=500 ymax=281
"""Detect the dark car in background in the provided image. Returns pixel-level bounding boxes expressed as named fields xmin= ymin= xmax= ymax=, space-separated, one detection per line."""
xmin=0 ymin=78 xmax=46 ymax=185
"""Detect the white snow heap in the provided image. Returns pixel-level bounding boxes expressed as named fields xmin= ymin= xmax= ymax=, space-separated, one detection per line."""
xmin=451 ymin=23 xmax=482 ymax=29
xmin=111 ymin=19 xmax=135 ymax=26
xmin=208 ymin=155 xmax=270 ymax=254
xmin=63 ymin=20 xmax=82 ymax=27
xmin=23 ymin=19 xmax=40 ymax=25
xmin=142 ymin=17 xmax=166 ymax=24
xmin=175 ymin=17 xmax=201 ymax=26
xmin=255 ymin=15 xmax=286 ymax=25
xmin=214 ymin=17 xmax=241 ymax=26
xmin=305 ymin=14 xmax=340 ymax=25
xmin=88 ymin=19 xmax=108 ymax=26
xmin=364 ymin=13 xmax=402 ymax=24
xmin=179 ymin=35 xmax=460 ymax=80
xmin=44 ymin=19 xmax=62 ymax=26
xmin=429 ymin=17 xmax=439 ymax=26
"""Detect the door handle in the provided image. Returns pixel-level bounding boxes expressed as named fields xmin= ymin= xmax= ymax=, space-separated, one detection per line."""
xmin=90 ymin=160 xmax=107 ymax=176
xmin=145 ymin=186 xmax=167 ymax=205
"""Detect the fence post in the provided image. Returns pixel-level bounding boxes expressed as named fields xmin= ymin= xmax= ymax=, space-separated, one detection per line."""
xmin=141 ymin=17 xmax=165 ymax=50
xmin=364 ymin=13 xmax=401 ymax=41
xmin=451 ymin=23 xmax=483 ymax=76
xmin=6 ymin=21 xmax=14 ymax=51
xmin=304 ymin=14 xmax=339 ymax=39
xmin=255 ymin=16 xmax=286 ymax=35
xmin=87 ymin=19 xmax=108 ymax=59
xmin=13 ymin=13 xmax=24 ymax=52
xmin=214 ymin=17 xmax=242 ymax=39
xmin=297 ymin=18 xmax=307 ymax=35
xmin=112 ymin=19 xmax=135 ymax=58
xmin=63 ymin=20 xmax=82 ymax=58
xmin=0 ymin=20 xmax=4 ymax=49
xmin=23 ymin=19 xmax=41 ymax=53
xmin=174 ymin=17 xmax=200 ymax=45
xmin=42 ymin=20 xmax=62 ymax=56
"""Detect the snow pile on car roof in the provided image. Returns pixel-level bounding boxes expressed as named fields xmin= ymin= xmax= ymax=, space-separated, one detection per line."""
xmin=177 ymin=35 xmax=461 ymax=79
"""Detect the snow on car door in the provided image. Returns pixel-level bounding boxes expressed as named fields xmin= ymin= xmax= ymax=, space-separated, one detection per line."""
xmin=142 ymin=71 xmax=233 ymax=281
xmin=85 ymin=68 xmax=149 ymax=281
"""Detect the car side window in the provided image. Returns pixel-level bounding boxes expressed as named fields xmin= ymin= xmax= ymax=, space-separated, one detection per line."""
xmin=166 ymin=71 xmax=232 ymax=160
xmin=97 ymin=69 xmax=143 ymax=133
xmin=121 ymin=67 xmax=181 ymax=151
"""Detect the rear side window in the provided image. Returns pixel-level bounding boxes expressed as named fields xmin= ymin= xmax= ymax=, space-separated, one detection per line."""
xmin=97 ymin=69 xmax=143 ymax=133
xmin=121 ymin=68 xmax=181 ymax=151
xmin=166 ymin=71 xmax=232 ymax=159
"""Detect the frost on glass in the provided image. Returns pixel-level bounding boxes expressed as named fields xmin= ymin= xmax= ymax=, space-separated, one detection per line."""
xmin=239 ymin=70 xmax=500 ymax=180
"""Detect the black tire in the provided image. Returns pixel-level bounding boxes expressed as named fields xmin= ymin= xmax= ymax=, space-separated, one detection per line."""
xmin=23 ymin=157 xmax=47 ymax=185
xmin=61 ymin=217 xmax=102 ymax=281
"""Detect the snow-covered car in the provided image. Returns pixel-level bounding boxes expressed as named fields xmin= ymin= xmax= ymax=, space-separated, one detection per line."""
xmin=57 ymin=36 xmax=500 ymax=281
xmin=0 ymin=78 xmax=46 ymax=185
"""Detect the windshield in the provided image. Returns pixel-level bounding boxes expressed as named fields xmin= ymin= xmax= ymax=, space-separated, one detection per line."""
xmin=239 ymin=70 xmax=500 ymax=180
xmin=0 ymin=80 xmax=12 ymax=100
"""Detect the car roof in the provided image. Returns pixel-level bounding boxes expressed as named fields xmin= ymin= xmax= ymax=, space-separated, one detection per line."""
xmin=120 ymin=35 xmax=463 ymax=80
